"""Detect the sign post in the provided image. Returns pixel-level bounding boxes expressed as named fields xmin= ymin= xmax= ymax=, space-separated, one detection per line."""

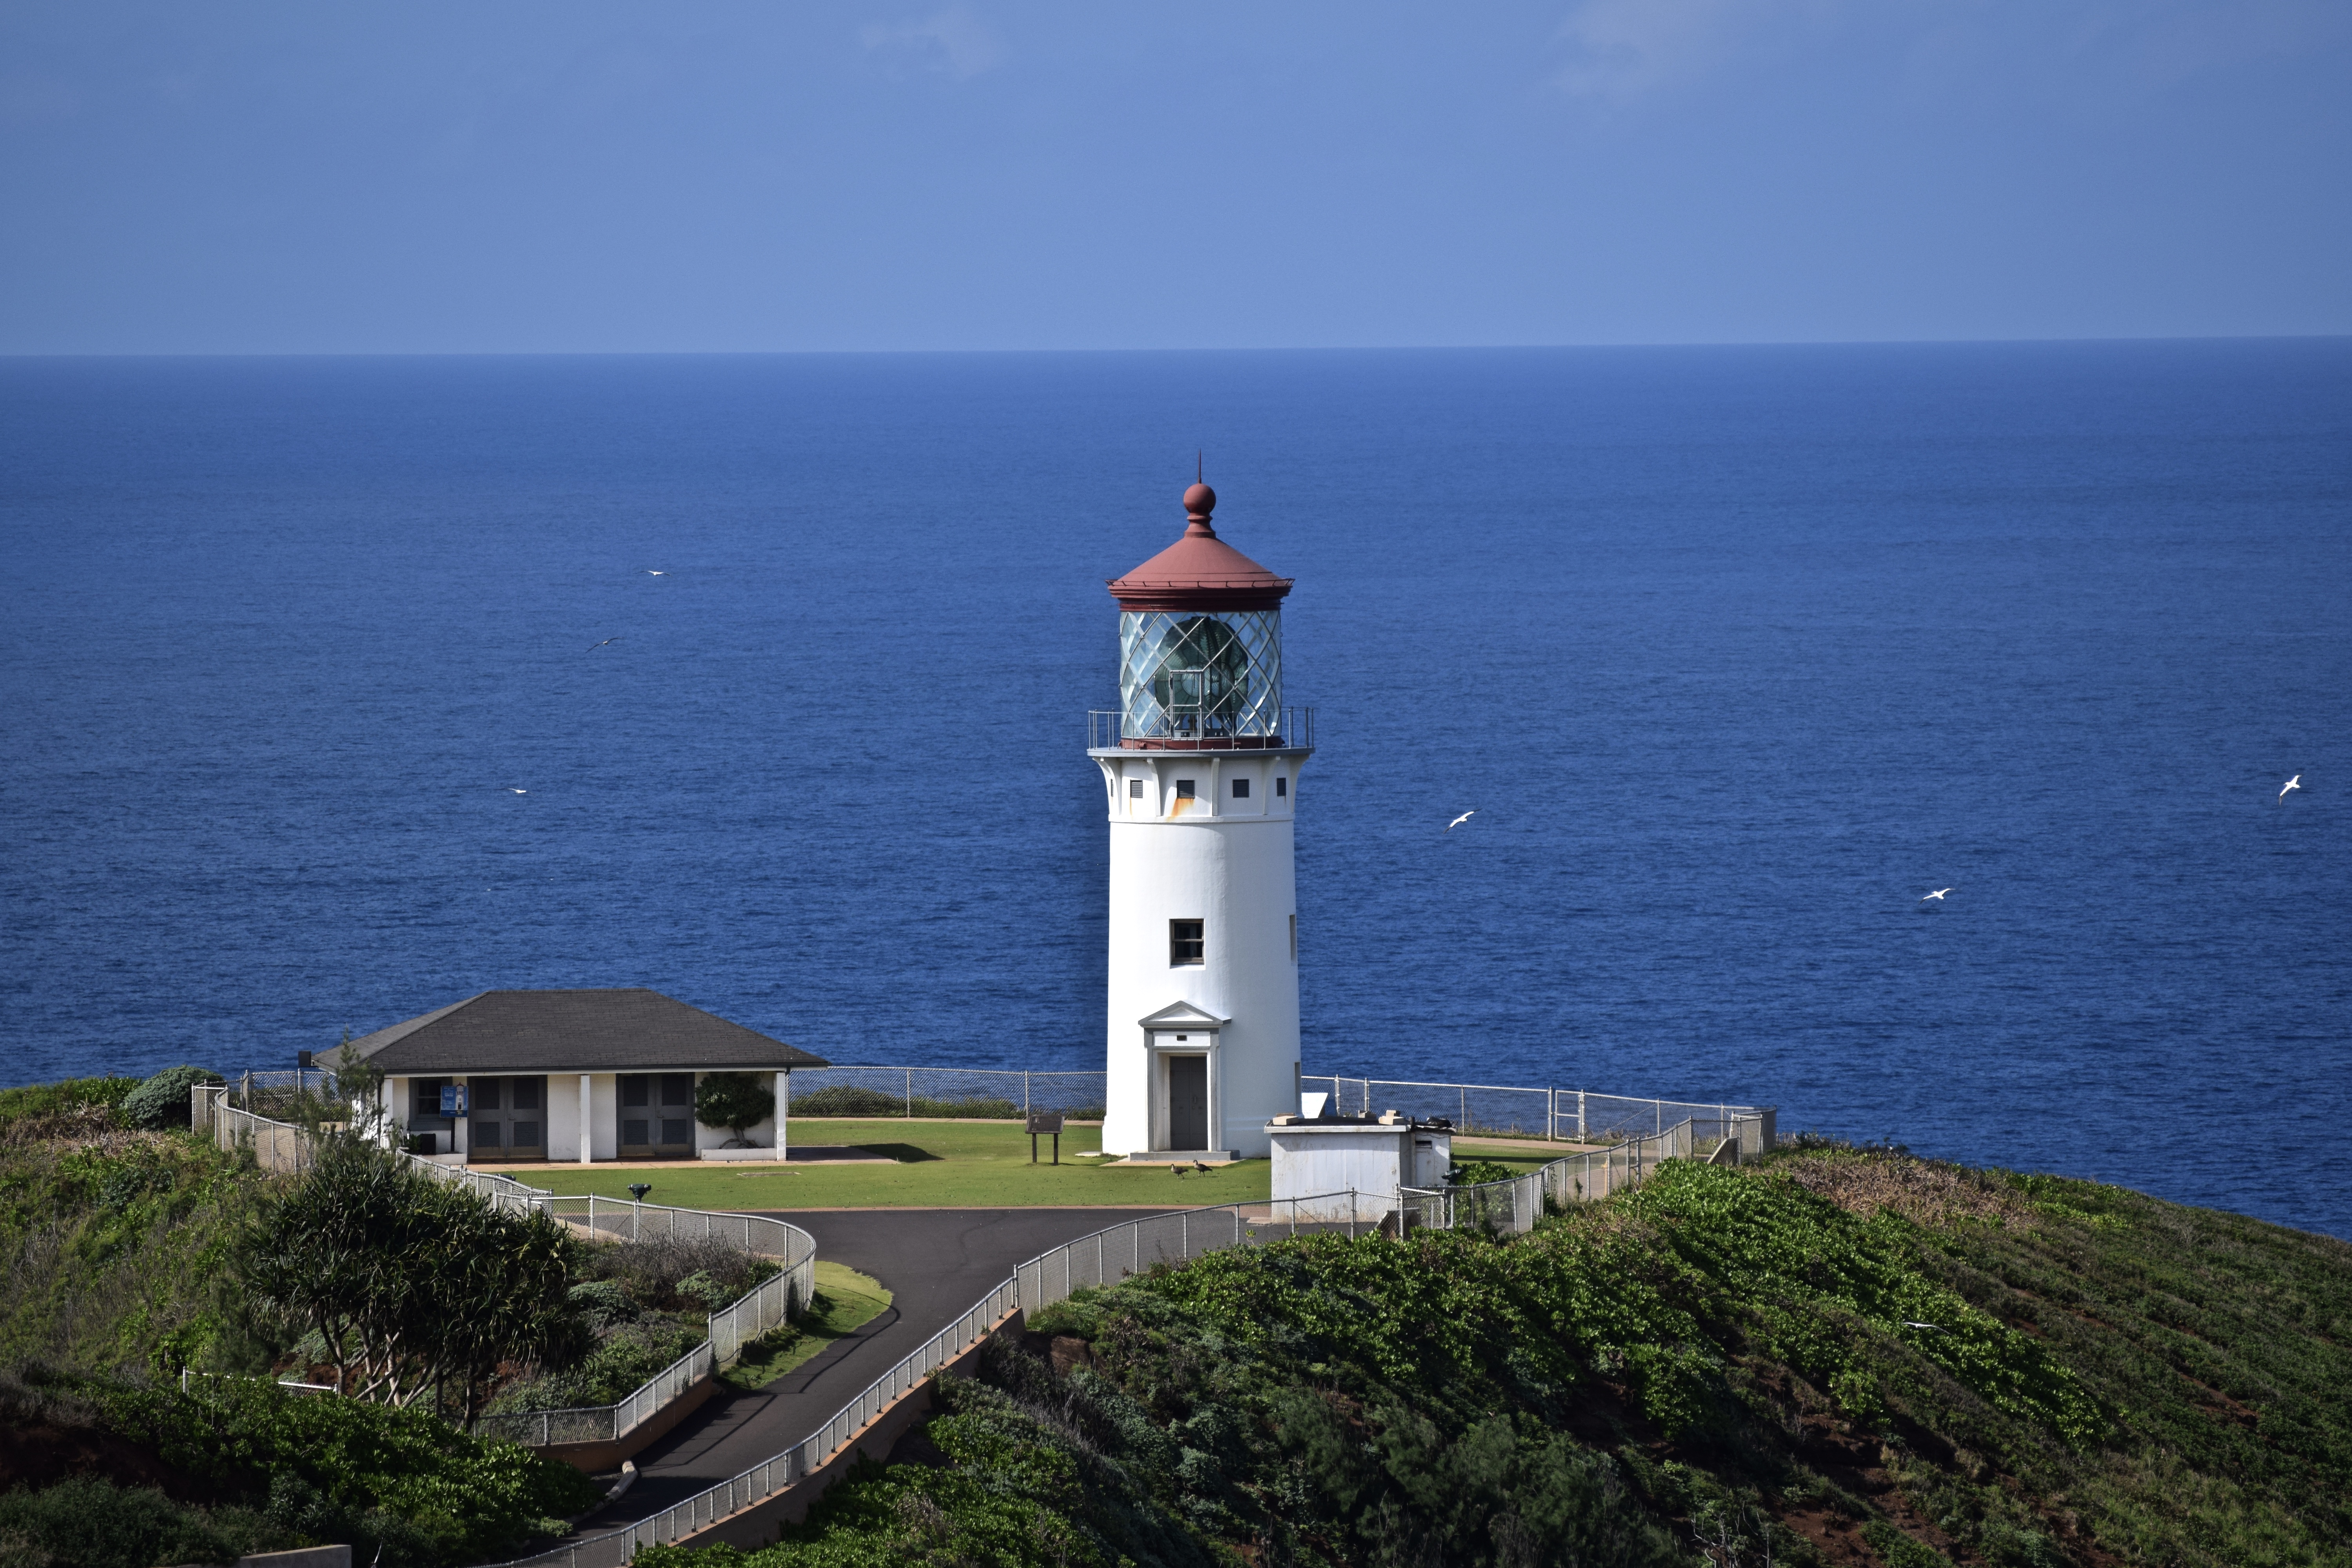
xmin=1026 ymin=1109 xmax=1064 ymax=1165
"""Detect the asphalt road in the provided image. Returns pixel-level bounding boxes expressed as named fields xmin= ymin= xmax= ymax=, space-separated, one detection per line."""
xmin=578 ymin=1207 xmax=1180 ymax=1529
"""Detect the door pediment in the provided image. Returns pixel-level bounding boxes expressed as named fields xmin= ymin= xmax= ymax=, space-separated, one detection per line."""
xmin=1138 ymin=1000 xmax=1228 ymax=1031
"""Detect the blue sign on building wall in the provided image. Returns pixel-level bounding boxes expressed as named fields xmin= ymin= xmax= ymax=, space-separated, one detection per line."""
xmin=440 ymin=1084 xmax=469 ymax=1116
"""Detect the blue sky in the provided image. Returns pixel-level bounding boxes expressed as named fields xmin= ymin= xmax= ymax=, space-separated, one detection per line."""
xmin=1 ymin=1 xmax=2346 ymax=352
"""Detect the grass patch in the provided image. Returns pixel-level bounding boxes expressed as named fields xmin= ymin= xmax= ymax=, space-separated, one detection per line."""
xmin=720 ymin=1262 xmax=892 ymax=1391
xmin=512 ymin=1120 xmax=1265 ymax=1209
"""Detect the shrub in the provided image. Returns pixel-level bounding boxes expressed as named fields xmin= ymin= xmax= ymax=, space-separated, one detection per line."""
xmin=92 ymin=1376 xmax=601 ymax=1567
xmin=121 ymin=1066 xmax=223 ymax=1131
xmin=566 ymin=1280 xmax=635 ymax=1329
xmin=574 ymin=1235 xmax=775 ymax=1313
xmin=1447 ymin=1159 xmax=1520 ymax=1187
xmin=0 ymin=1474 xmax=294 ymax=1568
xmin=694 ymin=1072 xmax=774 ymax=1140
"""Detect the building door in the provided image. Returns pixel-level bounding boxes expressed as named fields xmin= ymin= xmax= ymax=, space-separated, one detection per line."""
xmin=618 ymin=1073 xmax=696 ymax=1158
xmin=466 ymin=1076 xmax=546 ymax=1162
xmin=1167 ymin=1055 xmax=1208 ymax=1150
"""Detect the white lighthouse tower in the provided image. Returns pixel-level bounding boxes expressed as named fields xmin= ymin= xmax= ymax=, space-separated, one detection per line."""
xmin=1093 ymin=482 xmax=1310 ymax=1161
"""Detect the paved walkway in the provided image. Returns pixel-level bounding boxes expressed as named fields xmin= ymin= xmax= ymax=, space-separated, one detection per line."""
xmin=577 ymin=1207 xmax=1179 ymax=1530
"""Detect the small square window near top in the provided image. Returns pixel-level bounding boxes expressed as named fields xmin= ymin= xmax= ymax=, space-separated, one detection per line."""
xmin=1128 ymin=779 xmax=1143 ymax=798
xmin=1175 ymin=780 xmax=1195 ymax=800
xmin=1169 ymin=918 xmax=1204 ymax=965
xmin=1275 ymin=777 xmax=1288 ymax=798
xmin=1232 ymin=777 xmax=1250 ymax=799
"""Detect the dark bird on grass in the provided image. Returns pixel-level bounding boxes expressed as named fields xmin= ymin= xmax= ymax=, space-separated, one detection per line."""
xmin=1192 ymin=1160 xmax=1213 ymax=1174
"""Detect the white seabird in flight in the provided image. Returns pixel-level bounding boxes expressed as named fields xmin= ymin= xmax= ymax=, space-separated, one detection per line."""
xmin=1921 ymin=887 xmax=1953 ymax=902
xmin=1446 ymin=811 xmax=1476 ymax=832
xmin=2279 ymin=773 xmax=2302 ymax=802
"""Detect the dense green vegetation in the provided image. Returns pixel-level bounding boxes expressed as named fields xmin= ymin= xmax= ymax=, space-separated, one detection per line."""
xmin=0 ymin=1071 xmax=615 ymax=1566
xmin=646 ymin=1149 xmax=2351 ymax=1568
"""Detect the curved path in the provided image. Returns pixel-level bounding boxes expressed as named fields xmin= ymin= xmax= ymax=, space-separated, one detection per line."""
xmin=577 ymin=1207 xmax=1180 ymax=1530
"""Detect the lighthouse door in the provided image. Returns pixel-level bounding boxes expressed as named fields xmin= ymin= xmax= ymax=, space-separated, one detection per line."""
xmin=1166 ymin=1055 xmax=1209 ymax=1151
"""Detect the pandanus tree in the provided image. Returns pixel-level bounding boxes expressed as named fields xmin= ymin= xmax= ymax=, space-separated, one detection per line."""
xmin=235 ymin=1136 xmax=588 ymax=1421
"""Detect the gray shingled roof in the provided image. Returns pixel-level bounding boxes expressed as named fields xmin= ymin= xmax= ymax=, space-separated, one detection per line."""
xmin=340 ymin=989 xmax=829 ymax=1075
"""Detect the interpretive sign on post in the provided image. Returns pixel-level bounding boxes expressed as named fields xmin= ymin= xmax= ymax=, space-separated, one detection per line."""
xmin=1027 ymin=1109 xmax=1064 ymax=1165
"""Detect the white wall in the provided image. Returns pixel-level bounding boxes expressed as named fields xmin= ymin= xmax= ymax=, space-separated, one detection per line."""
xmin=1270 ymin=1126 xmax=1410 ymax=1207
xmin=1099 ymin=748 xmax=1307 ymax=1158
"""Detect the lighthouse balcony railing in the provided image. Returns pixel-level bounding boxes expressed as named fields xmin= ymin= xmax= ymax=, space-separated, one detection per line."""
xmin=1088 ymin=706 xmax=1313 ymax=752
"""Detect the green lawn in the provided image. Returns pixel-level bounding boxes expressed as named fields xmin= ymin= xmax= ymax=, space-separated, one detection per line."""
xmin=720 ymin=1261 xmax=893 ymax=1390
xmin=515 ymin=1119 xmax=1269 ymax=1209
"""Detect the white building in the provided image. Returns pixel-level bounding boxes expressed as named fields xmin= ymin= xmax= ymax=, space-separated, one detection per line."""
xmin=1267 ymin=1115 xmax=1453 ymax=1220
xmin=339 ymin=987 xmax=828 ymax=1164
xmin=1094 ymin=483 xmax=1312 ymax=1160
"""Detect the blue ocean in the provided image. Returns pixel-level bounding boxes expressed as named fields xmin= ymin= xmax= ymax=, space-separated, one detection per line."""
xmin=4 ymin=344 xmax=2347 ymax=1235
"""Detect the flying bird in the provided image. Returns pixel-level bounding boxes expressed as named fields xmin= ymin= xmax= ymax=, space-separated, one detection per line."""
xmin=587 ymin=637 xmax=620 ymax=651
xmin=2279 ymin=773 xmax=2302 ymax=802
xmin=1921 ymin=887 xmax=1952 ymax=902
xmin=1900 ymin=1321 xmax=1947 ymax=1332
xmin=509 ymin=789 xmax=528 ymax=795
xmin=1446 ymin=811 xmax=1477 ymax=832
xmin=641 ymin=569 xmax=666 ymax=575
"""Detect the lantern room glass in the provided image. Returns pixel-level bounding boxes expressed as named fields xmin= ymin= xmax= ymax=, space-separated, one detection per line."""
xmin=1119 ymin=610 xmax=1283 ymax=742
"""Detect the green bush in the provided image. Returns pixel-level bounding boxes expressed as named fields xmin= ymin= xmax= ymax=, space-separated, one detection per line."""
xmin=0 ymin=1474 xmax=294 ymax=1568
xmin=99 ymin=1376 xmax=601 ymax=1566
xmin=121 ymin=1066 xmax=223 ymax=1131
xmin=1448 ymin=1158 xmax=1520 ymax=1187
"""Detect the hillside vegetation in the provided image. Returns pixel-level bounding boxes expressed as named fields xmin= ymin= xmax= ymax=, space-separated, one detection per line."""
xmin=0 ymin=1074 xmax=602 ymax=1568
xmin=649 ymin=1149 xmax=2351 ymax=1568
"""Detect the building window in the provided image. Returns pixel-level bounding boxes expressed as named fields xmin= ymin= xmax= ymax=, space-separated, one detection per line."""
xmin=1170 ymin=918 xmax=1204 ymax=965
xmin=1129 ymin=778 xmax=1143 ymax=798
xmin=1275 ymin=776 xmax=1287 ymax=798
xmin=1175 ymin=779 xmax=1195 ymax=800
xmin=1232 ymin=777 xmax=1250 ymax=799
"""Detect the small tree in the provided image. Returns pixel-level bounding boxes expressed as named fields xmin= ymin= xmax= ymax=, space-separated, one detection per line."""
xmin=694 ymin=1072 xmax=773 ymax=1144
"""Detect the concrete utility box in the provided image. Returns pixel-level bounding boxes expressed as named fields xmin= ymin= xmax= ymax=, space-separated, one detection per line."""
xmin=1267 ymin=1115 xmax=1451 ymax=1220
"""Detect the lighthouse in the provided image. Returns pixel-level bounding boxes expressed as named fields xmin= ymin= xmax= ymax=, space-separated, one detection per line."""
xmin=1093 ymin=482 xmax=1312 ymax=1160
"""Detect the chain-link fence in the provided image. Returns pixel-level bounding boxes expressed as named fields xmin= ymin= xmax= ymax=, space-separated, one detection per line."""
xmin=190 ymin=1088 xmax=816 ymax=1450
xmin=1303 ymin=1075 xmax=1772 ymax=1147
xmin=786 ymin=1066 xmax=1106 ymax=1120
xmin=1401 ymin=1111 xmax=1766 ymax=1235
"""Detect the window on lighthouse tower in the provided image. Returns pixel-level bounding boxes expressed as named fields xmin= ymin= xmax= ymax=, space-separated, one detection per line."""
xmin=1170 ymin=919 xmax=1204 ymax=965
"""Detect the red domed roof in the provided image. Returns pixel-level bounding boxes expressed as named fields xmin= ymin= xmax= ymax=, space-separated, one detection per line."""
xmin=1107 ymin=485 xmax=1293 ymax=613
